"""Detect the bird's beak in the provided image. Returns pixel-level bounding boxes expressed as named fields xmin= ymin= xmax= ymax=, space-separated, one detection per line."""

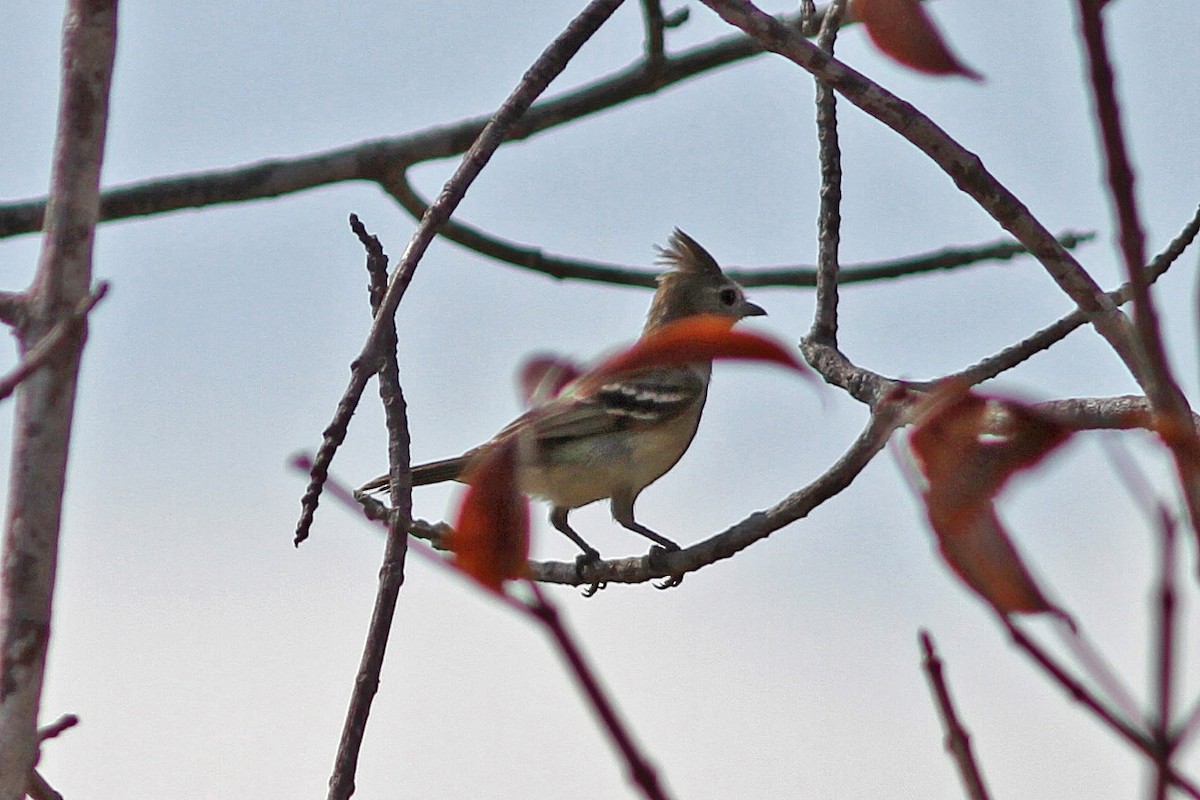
xmin=742 ymin=301 xmax=767 ymax=318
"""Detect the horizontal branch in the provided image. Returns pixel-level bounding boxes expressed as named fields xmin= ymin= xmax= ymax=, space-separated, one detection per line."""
xmin=0 ymin=11 xmax=835 ymax=240
xmin=359 ymin=391 xmax=1174 ymax=588
xmin=387 ymin=170 xmax=1094 ymax=288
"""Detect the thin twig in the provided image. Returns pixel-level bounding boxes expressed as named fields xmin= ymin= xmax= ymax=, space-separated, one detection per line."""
xmin=798 ymin=0 xmax=818 ymax=36
xmin=294 ymin=0 xmax=627 ymax=546
xmin=919 ymin=631 xmax=992 ymax=800
xmin=526 ymin=583 xmax=674 ymax=800
xmin=945 ymin=206 xmax=1200 ymax=387
xmin=35 ymin=714 xmax=79 ymax=743
xmin=325 ymin=219 xmax=415 ymax=800
xmin=698 ymin=0 xmax=1145 ymax=385
xmin=0 ymin=282 xmax=109 ymax=401
xmin=1152 ymin=505 xmax=1179 ymax=800
xmin=808 ymin=0 xmax=846 ymax=346
xmin=0 ymin=292 xmax=26 ymax=328
xmin=1002 ymin=618 xmax=1200 ymax=800
xmin=1076 ymin=1 xmax=1200 ymax=576
xmin=639 ymin=0 xmax=667 ymax=73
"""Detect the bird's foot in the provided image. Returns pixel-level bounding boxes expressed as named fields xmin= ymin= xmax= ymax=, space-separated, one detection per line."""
xmin=574 ymin=548 xmax=606 ymax=597
xmin=648 ymin=543 xmax=684 ymax=590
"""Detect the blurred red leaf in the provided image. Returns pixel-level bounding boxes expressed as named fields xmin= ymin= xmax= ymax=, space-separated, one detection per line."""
xmin=931 ymin=503 xmax=1058 ymax=616
xmin=449 ymin=440 xmax=530 ymax=593
xmin=852 ymin=0 xmax=983 ymax=81
xmin=909 ymin=389 xmax=1073 ymax=617
xmin=584 ymin=314 xmax=808 ymax=386
xmin=518 ymin=354 xmax=584 ymax=406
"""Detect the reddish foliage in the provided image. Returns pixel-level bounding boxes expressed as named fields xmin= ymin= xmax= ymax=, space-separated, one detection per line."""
xmin=909 ymin=389 xmax=1074 ymax=616
xmin=449 ymin=440 xmax=530 ymax=593
xmin=585 ymin=314 xmax=808 ymax=387
xmin=852 ymin=0 xmax=983 ymax=80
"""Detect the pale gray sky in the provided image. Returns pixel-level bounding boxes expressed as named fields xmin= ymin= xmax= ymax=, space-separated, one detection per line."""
xmin=3 ymin=2 xmax=1199 ymax=798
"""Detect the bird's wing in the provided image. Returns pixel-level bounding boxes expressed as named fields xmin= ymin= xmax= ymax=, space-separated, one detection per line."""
xmin=530 ymin=366 xmax=708 ymax=443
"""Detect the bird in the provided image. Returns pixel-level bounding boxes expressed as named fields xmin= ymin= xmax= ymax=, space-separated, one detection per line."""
xmin=361 ymin=229 xmax=766 ymax=566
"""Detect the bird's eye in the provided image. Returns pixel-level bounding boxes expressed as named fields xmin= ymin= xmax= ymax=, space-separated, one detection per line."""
xmin=718 ymin=287 xmax=738 ymax=306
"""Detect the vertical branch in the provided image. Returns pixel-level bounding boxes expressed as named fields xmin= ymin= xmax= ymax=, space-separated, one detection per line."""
xmin=293 ymin=0 xmax=627 ymax=545
xmin=1152 ymin=506 xmax=1179 ymax=800
xmin=919 ymin=632 xmax=992 ymax=800
xmin=1076 ymin=0 xmax=1200 ymax=570
xmin=807 ymin=0 xmax=847 ymax=346
xmin=326 ymin=218 xmax=415 ymax=800
xmin=639 ymin=0 xmax=667 ymax=72
xmin=0 ymin=1 xmax=118 ymax=798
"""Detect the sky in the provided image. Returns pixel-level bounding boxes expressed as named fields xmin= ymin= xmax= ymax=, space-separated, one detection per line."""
xmin=3 ymin=2 xmax=1200 ymax=798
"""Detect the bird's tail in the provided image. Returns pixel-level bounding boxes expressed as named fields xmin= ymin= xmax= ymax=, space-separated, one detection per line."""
xmin=358 ymin=456 xmax=469 ymax=494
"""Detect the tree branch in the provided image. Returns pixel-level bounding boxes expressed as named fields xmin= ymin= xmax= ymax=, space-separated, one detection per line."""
xmin=325 ymin=218 xmax=414 ymax=800
xmin=1076 ymin=1 xmax=1200 ymax=576
xmin=919 ymin=631 xmax=992 ymax=800
xmin=808 ymin=0 xmax=847 ymax=346
xmin=0 ymin=1 xmax=117 ymax=797
xmin=385 ymin=167 xmax=1093 ymax=288
xmin=697 ymin=0 xmax=1146 ymax=386
xmin=0 ymin=8 xmax=833 ymax=240
xmin=944 ymin=205 xmax=1199 ymax=387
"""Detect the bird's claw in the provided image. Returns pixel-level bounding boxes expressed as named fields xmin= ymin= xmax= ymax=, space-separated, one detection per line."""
xmin=648 ymin=544 xmax=684 ymax=590
xmin=575 ymin=549 xmax=606 ymax=596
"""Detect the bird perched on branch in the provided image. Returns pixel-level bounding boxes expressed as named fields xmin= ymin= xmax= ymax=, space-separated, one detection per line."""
xmin=361 ymin=229 xmax=766 ymax=566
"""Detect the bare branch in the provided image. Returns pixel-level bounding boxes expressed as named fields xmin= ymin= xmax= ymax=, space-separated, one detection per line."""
xmin=326 ymin=219 xmax=414 ymax=800
xmin=698 ymin=0 xmax=1146 ymax=384
xmin=639 ymin=0 xmax=667 ymax=73
xmin=1152 ymin=506 xmax=1179 ymax=800
xmin=919 ymin=631 xmax=992 ymax=800
xmin=25 ymin=771 xmax=62 ymax=800
xmin=386 ymin=170 xmax=1093 ymax=288
xmin=295 ymin=0 xmax=627 ymax=545
xmin=1002 ymin=618 xmax=1200 ymax=800
xmin=808 ymin=0 xmax=847 ymax=346
xmin=1076 ymin=1 xmax=1200 ymax=576
xmin=943 ymin=206 xmax=1200 ymax=387
xmin=800 ymin=339 xmax=898 ymax=408
xmin=1 ymin=10 xmax=829 ymax=240
xmin=0 ymin=1 xmax=117 ymax=796
xmin=526 ymin=584 xmax=674 ymax=800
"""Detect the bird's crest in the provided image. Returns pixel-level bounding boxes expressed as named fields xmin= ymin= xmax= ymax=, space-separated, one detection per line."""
xmin=656 ymin=229 xmax=722 ymax=277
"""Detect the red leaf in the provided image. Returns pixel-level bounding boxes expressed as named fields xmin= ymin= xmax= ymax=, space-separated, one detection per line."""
xmin=584 ymin=314 xmax=808 ymax=386
xmin=448 ymin=440 xmax=530 ymax=593
xmin=852 ymin=0 xmax=983 ymax=80
xmin=517 ymin=354 xmax=584 ymax=407
xmin=909 ymin=389 xmax=1073 ymax=617
xmin=932 ymin=507 xmax=1057 ymax=616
